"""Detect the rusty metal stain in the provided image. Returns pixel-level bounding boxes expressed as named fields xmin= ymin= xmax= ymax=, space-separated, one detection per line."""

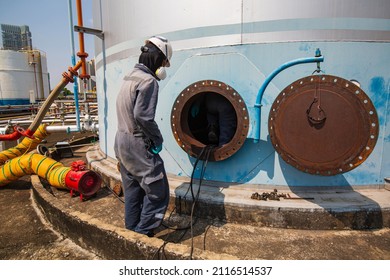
xmin=171 ymin=80 xmax=249 ymax=161
xmin=113 ymin=183 xmax=123 ymax=196
xmin=268 ymin=75 xmax=379 ymax=176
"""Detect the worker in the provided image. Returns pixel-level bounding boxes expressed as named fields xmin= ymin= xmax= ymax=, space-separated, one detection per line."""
xmin=114 ymin=36 xmax=172 ymax=237
xmin=191 ymin=94 xmax=237 ymax=146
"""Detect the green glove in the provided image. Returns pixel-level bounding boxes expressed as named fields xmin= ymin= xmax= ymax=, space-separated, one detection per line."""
xmin=191 ymin=104 xmax=200 ymax=117
xmin=151 ymin=144 xmax=162 ymax=154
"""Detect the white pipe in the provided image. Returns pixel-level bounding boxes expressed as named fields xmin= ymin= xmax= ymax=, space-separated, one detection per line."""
xmin=7 ymin=119 xmax=78 ymax=125
xmin=45 ymin=121 xmax=99 ymax=134
xmin=68 ymin=0 xmax=81 ymax=132
xmin=46 ymin=125 xmax=78 ymax=133
xmin=5 ymin=116 xmax=98 ymax=126
xmin=52 ymin=91 xmax=89 ymax=103
xmin=13 ymin=122 xmax=99 ymax=134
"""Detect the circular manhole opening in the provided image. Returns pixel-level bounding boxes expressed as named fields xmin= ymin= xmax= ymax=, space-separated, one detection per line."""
xmin=171 ymin=80 xmax=249 ymax=161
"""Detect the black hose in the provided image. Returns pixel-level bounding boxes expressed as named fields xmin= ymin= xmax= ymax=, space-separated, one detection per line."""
xmin=155 ymin=145 xmax=214 ymax=260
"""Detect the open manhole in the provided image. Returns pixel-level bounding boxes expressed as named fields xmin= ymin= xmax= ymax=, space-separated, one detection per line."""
xmin=171 ymin=80 xmax=249 ymax=161
xmin=269 ymin=74 xmax=379 ymax=175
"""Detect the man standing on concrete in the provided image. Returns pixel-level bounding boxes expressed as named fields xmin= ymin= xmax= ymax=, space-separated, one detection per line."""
xmin=114 ymin=36 xmax=172 ymax=237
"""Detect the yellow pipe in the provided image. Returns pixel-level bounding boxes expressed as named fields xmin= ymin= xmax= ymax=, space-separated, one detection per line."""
xmin=0 ymin=153 xmax=70 ymax=189
xmin=0 ymin=124 xmax=49 ymax=166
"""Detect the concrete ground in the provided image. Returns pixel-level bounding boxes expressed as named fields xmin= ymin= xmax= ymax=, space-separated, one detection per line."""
xmin=0 ymin=177 xmax=100 ymax=260
xmin=0 ymin=131 xmax=100 ymax=260
xmin=1 ymin=132 xmax=390 ymax=260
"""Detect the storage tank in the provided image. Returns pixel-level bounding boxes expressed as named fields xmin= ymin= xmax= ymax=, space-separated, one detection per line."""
xmin=92 ymin=0 xmax=390 ymax=188
xmin=0 ymin=50 xmax=50 ymax=105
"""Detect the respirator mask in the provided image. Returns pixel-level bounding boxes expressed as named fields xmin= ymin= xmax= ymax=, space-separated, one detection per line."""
xmin=155 ymin=67 xmax=167 ymax=80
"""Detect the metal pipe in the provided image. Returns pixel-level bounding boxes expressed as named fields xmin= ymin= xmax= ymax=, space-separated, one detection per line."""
xmin=2 ymin=118 xmax=98 ymax=133
xmin=46 ymin=125 xmax=78 ymax=133
xmin=31 ymin=52 xmax=39 ymax=102
xmin=45 ymin=123 xmax=98 ymax=134
xmin=0 ymin=129 xmax=21 ymax=141
xmin=37 ymin=51 xmax=45 ymax=99
xmin=83 ymin=120 xmax=99 ymax=133
xmin=0 ymin=105 xmax=34 ymax=109
xmin=68 ymin=0 xmax=81 ymax=131
xmin=75 ymin=0 xmax=89 ymax=80
xmin=8 ymin=119 xmax=78 ymax=125
xmin=0 ymin=124 xmax=48 ymax=165
xmin=0 ymin=118 xmax=31 ymax=127
xmin=253 ymin=50 xmax=324 ymax=143
xmin=98 ymin=0 xmax=108 ymax=157
xmin=28 ymin=61 xmax=83 ymax=134
xmin=51 ymin=91 xmax=88 ymax=103
xmin=4 ymin=112 xmax=98 ymax=124
xmin=0 ymin=61 xmax=82 ymax=141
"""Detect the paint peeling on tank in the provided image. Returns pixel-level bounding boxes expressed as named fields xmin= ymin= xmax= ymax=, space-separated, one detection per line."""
xmin=369 ymin=77 xmax=389 ymax=125
xmin=299 ymin=42 xmax=312 ymax=52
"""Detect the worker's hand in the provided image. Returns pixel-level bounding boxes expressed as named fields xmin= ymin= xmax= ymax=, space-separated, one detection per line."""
xmin=151 ymin=144 xmax=162 ymax=154
xmin=191 ymin=104 xmax=200 ymax=117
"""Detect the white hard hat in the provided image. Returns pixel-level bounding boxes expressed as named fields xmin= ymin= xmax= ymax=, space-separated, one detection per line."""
xmin=146 ymin=36 xmax=172 ymax=67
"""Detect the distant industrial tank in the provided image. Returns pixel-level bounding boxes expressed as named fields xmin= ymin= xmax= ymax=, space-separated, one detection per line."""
xmin=92 ymin=0 xmax=390 ymax=188
xmin=0 ymin=49 xmax=50 ymax=105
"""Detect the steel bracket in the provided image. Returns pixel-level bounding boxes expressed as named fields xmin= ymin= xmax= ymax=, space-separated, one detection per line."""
xmin=74 ymin=25 xmax=104 ymax=40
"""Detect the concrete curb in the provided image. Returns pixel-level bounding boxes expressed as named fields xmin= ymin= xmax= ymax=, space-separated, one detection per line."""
xmin=31 ymin=175 xmax=237 ymax=260
xmin=87 ymin=147 xmax=390 ymax=230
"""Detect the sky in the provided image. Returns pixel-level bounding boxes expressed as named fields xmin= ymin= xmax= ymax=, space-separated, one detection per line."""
xmin=0 ymin=0 xmax=94 ymax=90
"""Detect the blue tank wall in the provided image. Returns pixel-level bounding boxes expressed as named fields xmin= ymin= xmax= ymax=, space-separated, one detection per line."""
xmin=0 ymin=99 xmax=30 ymax=105
xmin=158 ymin=42 xmax=389 ymax=187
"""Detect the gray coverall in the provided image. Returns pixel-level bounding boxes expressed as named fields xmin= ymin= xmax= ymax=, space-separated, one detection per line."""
xmin=114 ymin=63 xmax=169 ymax=235
xmin=205 ymin=94 xmax=237 ymax=146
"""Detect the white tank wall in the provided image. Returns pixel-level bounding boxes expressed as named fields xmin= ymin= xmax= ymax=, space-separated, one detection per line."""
xmin=0 ymin=50 xmax=50 ymax=105
xmin=38 ymin=52 xmax=50 ymax=99
xmin=94 ymin=0 xmax=389 ymax=55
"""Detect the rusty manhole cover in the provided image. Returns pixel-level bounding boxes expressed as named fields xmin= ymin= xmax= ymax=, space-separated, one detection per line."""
xmin=269 ymin=75 xmax=379 ymax=175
